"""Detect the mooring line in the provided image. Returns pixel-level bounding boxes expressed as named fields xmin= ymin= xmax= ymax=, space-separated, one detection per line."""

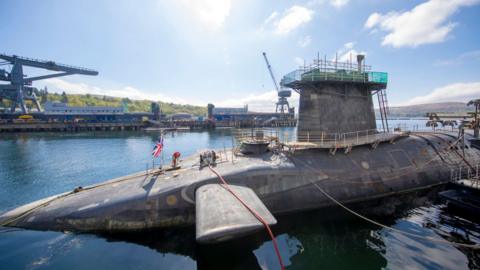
xmin=288 ymin=155 xmax=480 ymax=250
xmin=428 ymin=133 xmax=474 ymax=171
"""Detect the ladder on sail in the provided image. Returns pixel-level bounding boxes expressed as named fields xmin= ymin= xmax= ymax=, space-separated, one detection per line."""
xmin=377 ymin=89 xmax=390 ymax=132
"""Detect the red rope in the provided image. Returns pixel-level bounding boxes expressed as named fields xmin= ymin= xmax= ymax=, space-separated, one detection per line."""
xmin=207 ymin=165 xmax=285 ymax=270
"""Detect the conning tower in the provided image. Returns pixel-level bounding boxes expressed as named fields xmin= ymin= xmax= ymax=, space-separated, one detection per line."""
xmin=282 ymin=54 xmax=389 ymax=141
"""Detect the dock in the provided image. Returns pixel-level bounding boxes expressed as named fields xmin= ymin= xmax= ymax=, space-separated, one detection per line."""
xmin=0 ymin=121 xmax=145 ymax=133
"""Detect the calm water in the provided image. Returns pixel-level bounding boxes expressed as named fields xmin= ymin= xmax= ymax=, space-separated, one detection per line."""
xmin=0 ymin=120 xmax=479 ymax=270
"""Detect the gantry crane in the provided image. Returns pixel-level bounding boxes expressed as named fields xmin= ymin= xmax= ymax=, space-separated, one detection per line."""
xmin=0 ymin=53 xmax=98 ymax=114
xmin=262 ymin=52 xmax=291 ymax=114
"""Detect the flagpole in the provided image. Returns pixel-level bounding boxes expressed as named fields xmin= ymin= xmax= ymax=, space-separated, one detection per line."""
xmin=161 ymin=132 xmax=164 ymax=169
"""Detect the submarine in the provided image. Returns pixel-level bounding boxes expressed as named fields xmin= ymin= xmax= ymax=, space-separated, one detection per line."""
xmin=2 ymin=54 xmax=479 ymax=244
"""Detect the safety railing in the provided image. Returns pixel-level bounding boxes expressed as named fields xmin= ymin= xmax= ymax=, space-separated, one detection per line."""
xmin=281 ymin=68 xmax=387 ymax=86
xmin=232 ymin=128 xmax=281 ymax=143
xmin=0 ymin=53 xmax=98 ymax=73
xmin=294 ymin=129 xmax=403 ymax=149
xmin=232 ymin=127 xmax=405 ymax=149
xmin=450 ymin=164 xmax=480 ymax=189
xmin=232 ymin=125 xmax=465 ymax=151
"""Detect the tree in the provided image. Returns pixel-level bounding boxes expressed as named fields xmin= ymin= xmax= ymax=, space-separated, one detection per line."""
xmin=40 ymin=86 xmax=49 ymax=104
xmin=61 ymin=91 xmax=68 ymax=103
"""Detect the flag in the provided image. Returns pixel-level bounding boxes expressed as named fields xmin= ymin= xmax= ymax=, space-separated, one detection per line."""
xmin=152 ymin=136 xmax=163 ymax=158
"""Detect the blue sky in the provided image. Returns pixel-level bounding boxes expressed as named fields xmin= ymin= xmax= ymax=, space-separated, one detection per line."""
xmin=1 ymin=0 xmax=480 ymax=111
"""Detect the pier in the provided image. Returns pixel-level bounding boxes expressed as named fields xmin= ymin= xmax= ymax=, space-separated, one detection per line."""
xmin=0 ymin=121 xmax=145 ymax=133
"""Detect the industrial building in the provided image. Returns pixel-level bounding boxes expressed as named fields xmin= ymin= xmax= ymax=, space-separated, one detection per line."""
xmin=207 ymin=103 xmax=295 ymax=126
xmin=212 ymin=105 xmax=249 ymax=115
xmin=44 ymin=101 xmax=124 ymax=114
xmin=40 ymin=101 xmax=150 ymax=122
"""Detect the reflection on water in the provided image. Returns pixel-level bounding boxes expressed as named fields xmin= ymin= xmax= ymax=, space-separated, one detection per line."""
xmin=0 ymin=121 xmax=479 ymax=269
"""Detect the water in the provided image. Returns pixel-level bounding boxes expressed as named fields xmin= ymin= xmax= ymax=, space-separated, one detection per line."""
xmin=0 ymin=120 xmax=479 ymax=270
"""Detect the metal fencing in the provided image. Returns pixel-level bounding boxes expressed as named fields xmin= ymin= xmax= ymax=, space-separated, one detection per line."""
xmin=282 ymin=66 xmax=387 ymax=86
xmin=295 ymin=129 xmax=399 ymax=147
xmin=450 ymin=164 xmax=480 ymax=189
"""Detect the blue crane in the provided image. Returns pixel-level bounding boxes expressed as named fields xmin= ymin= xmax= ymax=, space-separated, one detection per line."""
xmin=262 ymin=52 xmax=291 ymax=114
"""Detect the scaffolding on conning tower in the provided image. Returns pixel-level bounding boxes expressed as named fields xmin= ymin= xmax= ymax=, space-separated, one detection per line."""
xmin=281 ymin=54 xmax=388 ymax=88
xmin=281 ymin=53 xmax=391 ymax=135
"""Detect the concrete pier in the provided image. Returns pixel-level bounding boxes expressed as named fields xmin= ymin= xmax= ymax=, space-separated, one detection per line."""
xmin=0 ymin=121 xmax=145 ymax=133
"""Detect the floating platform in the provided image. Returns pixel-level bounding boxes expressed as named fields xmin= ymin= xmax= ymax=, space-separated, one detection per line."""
xmin=439 ymin=180 xmax=480 ymax=214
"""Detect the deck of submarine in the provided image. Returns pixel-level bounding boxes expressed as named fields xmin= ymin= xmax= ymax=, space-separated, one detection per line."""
xmin=0 ymin=148 xmax=286 ymax=230
xmin=2 ymin=130 xmax=476 ymax=232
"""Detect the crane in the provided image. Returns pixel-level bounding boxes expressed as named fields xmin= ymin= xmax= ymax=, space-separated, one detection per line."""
xmin=262 ymin=52 xmax=291 ymax=114
xmin=0 ymin=53 xmax=98 ymax=114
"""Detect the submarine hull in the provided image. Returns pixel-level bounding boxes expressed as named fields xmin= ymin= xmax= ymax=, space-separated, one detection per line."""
xmin=1 ymin=132 xmax=479 ymax=237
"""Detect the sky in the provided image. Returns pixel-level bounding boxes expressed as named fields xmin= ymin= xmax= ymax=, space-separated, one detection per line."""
xmin=1 ymin=0 xmax=480 ymax=111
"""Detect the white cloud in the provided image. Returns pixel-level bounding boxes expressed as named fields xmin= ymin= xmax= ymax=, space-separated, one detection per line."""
xmin=333 ymin=42 xmax=366 ymax=62
xmin=330 ymin=0 xmax=349 ymax=8
xmin=307 ymin=0 xmax=350 ymax=8
xmin=275 ymin=6 xmax=314 ymax=34
xmin=364 ymin=12 xmax=381 ymax=29
xmin=44 ymin=78 xmax=202 ymax=105
xmin=261 ymin=6 xmax=313 ymax=35
xmin=263 ymin=11 xmax=278 ymax=25
xmin=434 ymin=49 xmax=480 ymax=66
xmin=344 ymin=41 xmax=355 ymax=49
xmin=294 ymin=57 xmax=305 ymax=66
xmin=179 ymin=0 xmax=231 ymax=31
xmin=298 ymin=35 xmax=312 ymax=47
xmin=337 ymin=49 xmax=364 ymax=62
xmin=400 ymin=81 xmax=480 ymax=106
xmin=365 ymin=0 xmax=480 ymax=48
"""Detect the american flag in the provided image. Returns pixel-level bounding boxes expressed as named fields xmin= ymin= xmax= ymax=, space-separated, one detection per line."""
xmin=152 ymin=136 xmax=163 ymax=158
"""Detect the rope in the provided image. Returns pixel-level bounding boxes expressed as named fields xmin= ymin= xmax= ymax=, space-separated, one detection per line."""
xmin=428 ymin=133 xmax=474 ymax=170
xmin=288 ymin=155 xmax=480 ymax=249
xmin=207 ymin=165 xmax=285 ymax=270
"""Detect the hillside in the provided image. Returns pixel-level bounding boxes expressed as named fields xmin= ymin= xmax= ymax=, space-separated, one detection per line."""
xmin=377 ymin=102 xmax=472 ymax=118
xmin=43 ymin=93 xmax=207 ymax=116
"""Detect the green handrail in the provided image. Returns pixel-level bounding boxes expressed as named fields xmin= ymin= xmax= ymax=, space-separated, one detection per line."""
xmin=282 ymin=69 xmax=388 ymax=85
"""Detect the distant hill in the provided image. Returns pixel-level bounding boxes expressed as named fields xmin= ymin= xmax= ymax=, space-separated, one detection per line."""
xmin=42 ymin=93 xmax=207 ymax=116
xmin=376 ymin=102 xmax=472 ymax=118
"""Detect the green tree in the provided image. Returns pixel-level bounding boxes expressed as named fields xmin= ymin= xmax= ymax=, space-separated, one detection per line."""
xmin=61 ymin=91 xmax=68 ymax=103
xmin=40 ymin=87 xmax=49 ymax=104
